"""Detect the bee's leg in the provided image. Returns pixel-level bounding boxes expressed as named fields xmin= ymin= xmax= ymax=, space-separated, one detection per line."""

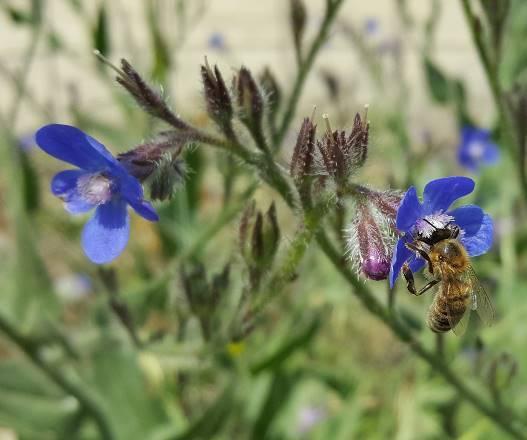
xmin=405 ymin=242 xmax=434 ymax=274
xmin=450 ymin=225 xmax=460 ymax=239
xmin=402 ymin=263 xmax=416 ymax=295
xmin=413 ymin=279 xmax=440 ymax=296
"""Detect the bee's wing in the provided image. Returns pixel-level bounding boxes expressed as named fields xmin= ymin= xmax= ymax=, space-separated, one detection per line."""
xmin=465 ymin=266 xmax=496 ymax=327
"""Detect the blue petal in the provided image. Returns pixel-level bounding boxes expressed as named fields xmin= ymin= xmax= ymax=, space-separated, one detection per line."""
xmin=408 ymin=256 xmax=426 ymax=273
xmin=36 ymin=124 xmax=118 ymax=172
xmin=389 ymin=237 xmax=412 ymax=288
xmin=482 ymin=141 xmax=500 ymax=165
xmin=51 ymin=170 xmax=95 ymax=214
xmin=81 ymin=199 xmax=130 ymax=264
xmin=128 ymin=199 xmax=159 ymax=222
xmin=422 ymin=176 xmax=475 ymax=213
xmin=396 ymin=187 xmax=422 ymax=232
xmin=457 ymin=147 xmax=478 ymax=172
xmin=449 ymin=205 xmax=484 ymax=237
xmin=460 ymin=213 xmax=493 ymax=256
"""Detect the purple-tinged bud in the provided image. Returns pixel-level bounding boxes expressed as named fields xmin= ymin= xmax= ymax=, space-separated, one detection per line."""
xmin=235 ymin=67 xmax=264 ymax=134
xmin=347 ymin=200 xmax=391 ymax=281
xmin=316 ymin=111 xmax=369 ymax=186
xmin=117 ymin=131 xmax=185 ymax=181
xmin=200 ymin=60 xmax=233 ymax=136
xmin=260 ymin=67 xmax=282 ymax=122
xmin=108 ymin=56 xmax=189 ymax=130
xmin=289 ymin=0 xmax=307 ymax=62
xmin=353 ymin=185 xmax=403 ymax=226
xmin=118 ymin=132 xmax=186 ymax=201
xmin=290 ymin=117 xmax=316 ymax=183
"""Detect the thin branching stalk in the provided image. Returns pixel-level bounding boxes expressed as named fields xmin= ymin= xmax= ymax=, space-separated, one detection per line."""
xmin=459 ymin=0 xmax=527 ymax=199
xmin=275 ymin=0 xmax=346 ymax=146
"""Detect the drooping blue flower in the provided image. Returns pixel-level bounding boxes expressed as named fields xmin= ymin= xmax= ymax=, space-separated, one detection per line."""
xmin=35 ymin=124 xmax=159 ymax=264
xmin=457 ymin=126 xmax=500 ymax=172
xmin=389 ymin=176 xmax=493 ymax=287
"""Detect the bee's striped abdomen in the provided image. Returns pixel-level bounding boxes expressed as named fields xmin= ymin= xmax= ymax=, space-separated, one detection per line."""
xmin=427 ymin=284 xmax=470 ymax=333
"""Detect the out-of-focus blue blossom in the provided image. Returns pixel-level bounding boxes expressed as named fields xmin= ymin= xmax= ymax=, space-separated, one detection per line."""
xmin=55 ymin=273 xmax=93 ymax=302
xmin=208 ymin=32 xmax=226 ymax=51
xmin=35 ymin=124 xmax=158 ymax=264
xmin=363 ymin=17 xmax=379 ymax=36
xmin=389 ymin=176 xmax=493 ymax=287
xmin=296 ymin=405 xmax=326 ymax=435
xmin=18 ymin=133 xmax=36 ymax=152
xmin=458 ymin=126 xmax=500 ymax=172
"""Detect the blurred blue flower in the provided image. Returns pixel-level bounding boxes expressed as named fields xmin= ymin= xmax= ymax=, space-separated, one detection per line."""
xmin=389 ymin=176 xmax=493 ymax=287
xmin=35 ymin=124 xmax=158 ymax=264
xmin=364 ymin=17 xmax=379 ymax=36
xmin=458 ymin=126 xmax=500 ymax=172
xmin=296 ymin=405 xmax=326 ymax=434
xmin=208 ymin=32 xmax=226 ymax=51
xmin=18 ymin=133 xmax=36 ymax=152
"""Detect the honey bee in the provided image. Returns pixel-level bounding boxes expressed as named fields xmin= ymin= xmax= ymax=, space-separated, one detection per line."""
xmin=402 ymin=220 xmax=495 ymax=335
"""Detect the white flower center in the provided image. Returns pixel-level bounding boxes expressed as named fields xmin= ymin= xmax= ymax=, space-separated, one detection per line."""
xmin=415 ymin=212 xmax=455 ymax=238
xmin=77 ymin=173 xmax=113 ymax=204
xmin=468 ymin=140 xmax=485 ymax=159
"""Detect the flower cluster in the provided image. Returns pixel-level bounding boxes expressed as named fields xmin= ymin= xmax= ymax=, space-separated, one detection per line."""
xmin=389 ymin=176 xmax=493 ymax=287
xmin=36 ymin=124 xmax=159 ymax=264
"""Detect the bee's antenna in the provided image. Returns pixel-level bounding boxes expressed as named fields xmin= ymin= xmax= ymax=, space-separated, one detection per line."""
xmin=422 ymin=218 xmax=439 ymax=230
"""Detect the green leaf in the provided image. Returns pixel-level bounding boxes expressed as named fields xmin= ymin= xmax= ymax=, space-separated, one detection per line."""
xmin=423 ymin=57 xmax=450 ymax=103
xmin=19 ymin=151 xmax=40 ymax=213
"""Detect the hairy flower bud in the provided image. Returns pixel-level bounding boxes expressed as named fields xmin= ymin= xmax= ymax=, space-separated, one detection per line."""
xmin=290 ymin=117 xmax=317 ymax=182
xmin=239 ymin=201 xmax=281 ymax=283
xmin=316 ymin=111 xmax=369 ymax=186
xmin=112 ymin=58 xmax=190 ymax=130
xmin=201 ymin=60 xmax=233 ymax=136
xmin=260 ymin=67 xmax=282 ymax=122
xmin=289 ymin=0 xmax=307 ymax=62
xmin=235 ymin=67 xmax=264 ymax=137
xmin=118 ymin=132 xmax=186 ymax=200
xmin=346 ymin=200 xmax=391 ymax=281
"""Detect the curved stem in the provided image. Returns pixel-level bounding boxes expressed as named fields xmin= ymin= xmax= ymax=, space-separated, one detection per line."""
xmin=275 ymin=0 xmax=346 ymax=146
xmin=0 ymin=313 xmax=115 ymax=440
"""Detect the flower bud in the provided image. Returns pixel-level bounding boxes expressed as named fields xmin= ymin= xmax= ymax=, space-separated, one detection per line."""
xmin=235 ymin=67 xmax=264 ymax=136
xmin=260 ymin=67 xmax=282 ymax=123
xmin=118 ymin=133 xmax=186 ymax=201
xmin=180 ymin=262 xmax=230 ymax=340
xmin=289 ymin=0 xmax=307 ymax=62
xmin=290 ymin=117 xmax=316 ymax=183
xmin=239 ymin=201 xmax=281 ymax=281
xmin=316 ymin=111 xmax=369 ymax=186
xmin=201 ymin=60 xmax=234 ymax=136
xmin=346 ymin=200 xmax=391 ymax=281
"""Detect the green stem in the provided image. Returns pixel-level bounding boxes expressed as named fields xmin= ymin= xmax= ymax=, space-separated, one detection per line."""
xmin=0 ymin=313 xmax=115 ymax=440
xmin=459 ymin=0 xmax=527 ymax=198
xmin=275 ymin=0 xmax=346 ymax=146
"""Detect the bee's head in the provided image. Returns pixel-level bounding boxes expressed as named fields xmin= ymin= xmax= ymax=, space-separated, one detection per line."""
xmin=431 ymin=239 xmax=469 ymax=274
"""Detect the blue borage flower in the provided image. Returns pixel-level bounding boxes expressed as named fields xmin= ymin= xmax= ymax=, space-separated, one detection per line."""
xmin=389 ymin=176 xmax=493 ymax=287
xmin=35 ymin=124 xmax=159 ymax=264
xmin=458 ymin=126 xmax=500 ymax=172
